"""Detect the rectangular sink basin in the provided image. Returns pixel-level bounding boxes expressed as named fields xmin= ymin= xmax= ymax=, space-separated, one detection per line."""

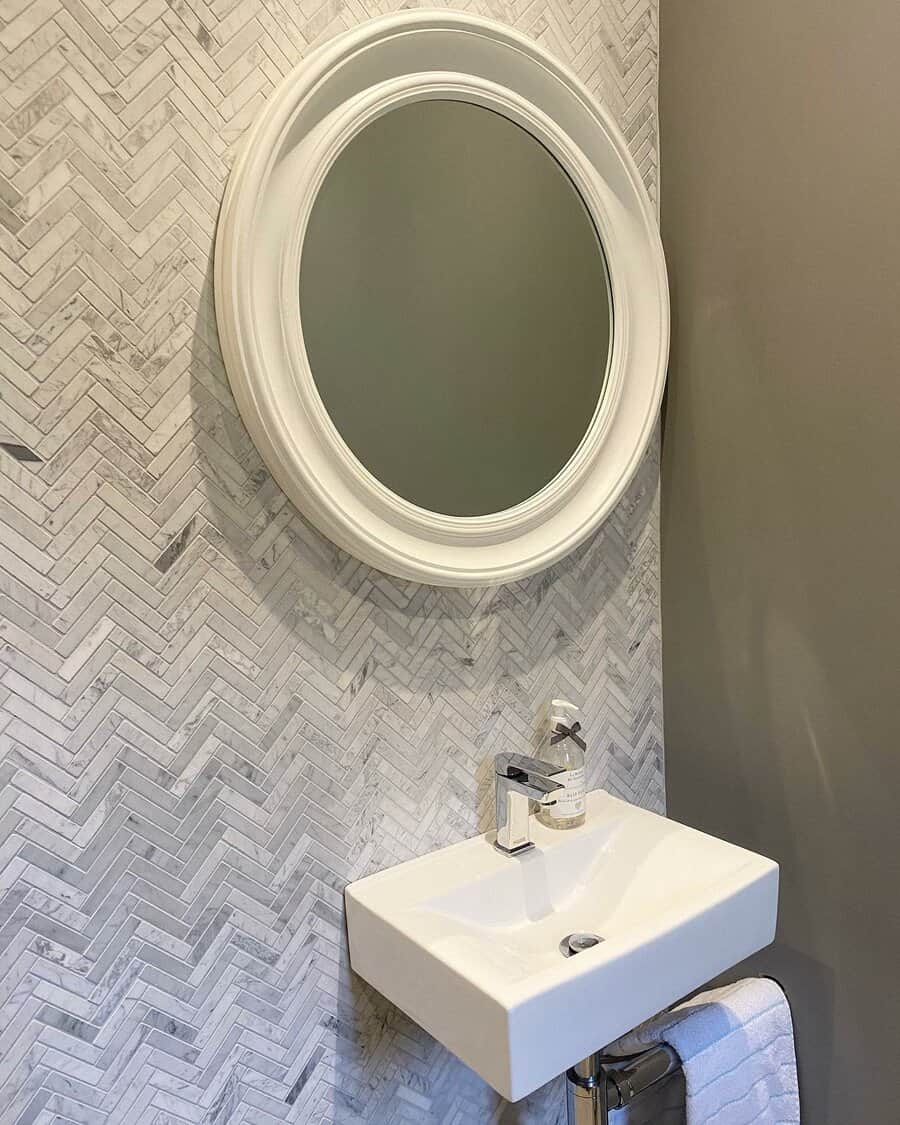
xmin=345 ymin=790 xmax=778 ymax=1101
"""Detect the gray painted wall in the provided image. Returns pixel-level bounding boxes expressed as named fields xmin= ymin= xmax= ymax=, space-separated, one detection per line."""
xmin=658 ymin=2 xmax=900 ymax=1122
xmin=0 ymin=2 xmax=662 ymax=1123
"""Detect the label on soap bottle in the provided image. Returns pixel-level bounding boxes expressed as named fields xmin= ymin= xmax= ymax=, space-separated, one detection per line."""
xmin=550 ymin=767 xmax=586 ymax=820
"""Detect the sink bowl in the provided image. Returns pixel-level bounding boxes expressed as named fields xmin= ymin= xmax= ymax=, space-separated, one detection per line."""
xmin=345 ymin=790 xmax=778 ymax=1101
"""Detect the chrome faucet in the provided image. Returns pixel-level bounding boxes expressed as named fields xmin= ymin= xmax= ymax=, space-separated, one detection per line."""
xmin=494 ymin=752 xmax=566 ymax=855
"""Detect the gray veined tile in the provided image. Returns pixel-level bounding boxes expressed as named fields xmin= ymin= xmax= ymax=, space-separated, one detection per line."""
xmin=0 ymin=0 xmax=661 ymax=1120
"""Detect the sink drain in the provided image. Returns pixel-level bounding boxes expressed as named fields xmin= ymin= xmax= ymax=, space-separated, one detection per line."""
xmin=559 ymin=932 xmax=604 ymax=958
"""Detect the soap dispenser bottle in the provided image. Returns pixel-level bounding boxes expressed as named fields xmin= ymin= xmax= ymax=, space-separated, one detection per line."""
xmin=537 ymin=699 xmax=586 ymax=829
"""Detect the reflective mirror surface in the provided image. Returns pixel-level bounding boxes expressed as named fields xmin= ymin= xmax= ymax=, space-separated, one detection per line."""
xmin=300 ymin=99 xmax=612 ymax=517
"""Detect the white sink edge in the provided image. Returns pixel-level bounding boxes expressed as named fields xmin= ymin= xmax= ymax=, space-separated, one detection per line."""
xmin=344 ymin=790 xmax=781 ymax=1101
xmin=347 ymin=860 xmax=780 ymax=1101
xmin=346 ymin=793 xmax=779 ymax=1010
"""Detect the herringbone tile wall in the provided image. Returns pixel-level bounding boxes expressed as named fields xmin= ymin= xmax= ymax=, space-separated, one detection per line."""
xmin=0 ymin=0 xmax=662 ymax=1121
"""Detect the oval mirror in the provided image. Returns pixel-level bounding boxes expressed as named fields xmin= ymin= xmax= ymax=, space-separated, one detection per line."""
xmin=300 ymin=99 xmax=612 ymax=518
xmin=214 ymin=11 xmax=669 ymax=586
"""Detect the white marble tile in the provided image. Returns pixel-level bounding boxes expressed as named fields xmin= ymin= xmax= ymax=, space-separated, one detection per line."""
xmin=0 ymin=1 xmax=662 ymax=1121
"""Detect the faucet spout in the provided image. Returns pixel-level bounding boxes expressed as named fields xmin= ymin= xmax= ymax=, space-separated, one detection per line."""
xmin=494 ymin=753 xmax=566 ymax=855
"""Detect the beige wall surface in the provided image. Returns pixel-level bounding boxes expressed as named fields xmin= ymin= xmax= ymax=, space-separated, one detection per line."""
xmin=658 ymin=1 xmax=900 ymax=1121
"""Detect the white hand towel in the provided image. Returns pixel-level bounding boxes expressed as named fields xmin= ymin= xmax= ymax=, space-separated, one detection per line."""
xmin=607 ymin=977 xmax=800 ymax=1124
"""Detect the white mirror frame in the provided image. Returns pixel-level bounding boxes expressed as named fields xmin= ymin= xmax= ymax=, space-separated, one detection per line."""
xmin=214 ymin=10 xmax=668 ymax=587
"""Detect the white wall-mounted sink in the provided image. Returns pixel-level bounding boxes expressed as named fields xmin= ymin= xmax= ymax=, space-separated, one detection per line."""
xmin=345 ymin=790 xmax=778 ymax=1101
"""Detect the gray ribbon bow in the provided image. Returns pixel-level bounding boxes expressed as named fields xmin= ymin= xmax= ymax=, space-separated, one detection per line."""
xmin=550 ymin=721 xmax=586 ymax=751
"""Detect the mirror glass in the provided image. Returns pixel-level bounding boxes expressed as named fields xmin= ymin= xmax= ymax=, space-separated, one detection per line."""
xmin=300 ymin=99 xmax=612 ymax=517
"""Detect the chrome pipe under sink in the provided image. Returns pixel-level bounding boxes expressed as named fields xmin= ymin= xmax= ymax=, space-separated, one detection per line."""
xmin=566 ymin=1045 xmax=681 ymax=1125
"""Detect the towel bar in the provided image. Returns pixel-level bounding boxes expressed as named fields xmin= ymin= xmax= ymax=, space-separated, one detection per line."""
xmin=566 ymin=1044 xmax=681 ymax=1125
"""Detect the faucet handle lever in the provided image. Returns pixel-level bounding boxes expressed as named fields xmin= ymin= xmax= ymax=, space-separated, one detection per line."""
xmin=493 ymin=752 xmax=566 ymax=855
xmin=494 ymin=752 xmax=565 ymax=781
